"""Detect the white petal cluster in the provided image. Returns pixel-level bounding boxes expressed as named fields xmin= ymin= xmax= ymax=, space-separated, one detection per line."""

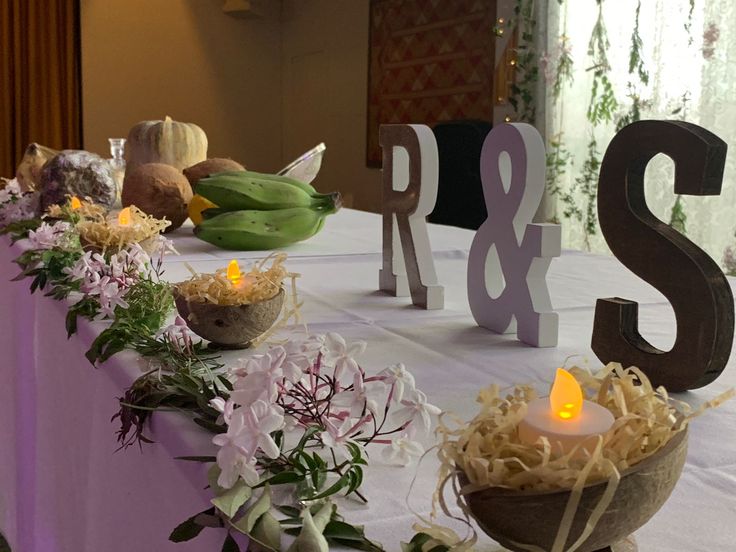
xmin=64 ymin=244 xmax=154 ymax=316
xmin=212 ymin=332 xmax=440 ymax=489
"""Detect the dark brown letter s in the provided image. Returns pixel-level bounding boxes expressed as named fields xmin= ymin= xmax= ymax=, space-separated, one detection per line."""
xmin=592 ymin=120 xmax=733 ymax=391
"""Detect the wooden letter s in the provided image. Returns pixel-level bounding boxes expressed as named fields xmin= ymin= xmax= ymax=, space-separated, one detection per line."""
xmin=592 ymin=120 xmax=733 ymax=391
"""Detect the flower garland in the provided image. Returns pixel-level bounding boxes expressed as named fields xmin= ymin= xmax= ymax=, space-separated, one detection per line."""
xmin=0 ymin=182 xmax=440 ymax=551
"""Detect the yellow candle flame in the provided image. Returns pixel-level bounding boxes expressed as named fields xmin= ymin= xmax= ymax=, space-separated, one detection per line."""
xmin=227 ymin=259 xmax=242 ymax=284
xmin=550 ymin=368 xmax=583 ymax=421
xmin=118 ymin=207 xmax=131 ymax=226
xmin=70 ymin=197 xmax=82 ymax=210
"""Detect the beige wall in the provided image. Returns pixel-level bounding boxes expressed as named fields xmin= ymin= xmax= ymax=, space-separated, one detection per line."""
xmin=281 ymin=0 xmax=380 ymax=211
xmin=81 ymin=0 xmax=380 ymax=211
xmin=81 ymin=0 xmax=283 ymax=172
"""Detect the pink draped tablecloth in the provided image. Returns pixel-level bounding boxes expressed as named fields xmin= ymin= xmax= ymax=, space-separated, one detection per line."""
xmin=1 ymin=209 xmax=735 ymax=551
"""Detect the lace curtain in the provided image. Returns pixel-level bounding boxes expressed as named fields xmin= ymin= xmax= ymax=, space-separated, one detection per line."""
xmin=541 ymin=0 xmax=736 ymax=262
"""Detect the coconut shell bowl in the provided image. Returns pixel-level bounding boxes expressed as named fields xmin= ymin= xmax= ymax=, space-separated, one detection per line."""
xmin=460 ymin=429 xmax=688 ymax=552
xmin=173 ymin=288 xmax=285 ymax=349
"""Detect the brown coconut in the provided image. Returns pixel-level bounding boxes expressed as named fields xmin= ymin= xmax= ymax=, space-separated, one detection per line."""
xmin=122 ymin=163 xmax=193 ymax=232
xmin=183 ymin=158 xmax=245 ymax=189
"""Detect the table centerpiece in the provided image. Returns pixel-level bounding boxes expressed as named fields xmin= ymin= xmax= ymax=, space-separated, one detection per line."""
xmin=173 ymin=253 xmax=296 ymax=349
xmin=412 ymin=364 xmax=732 ymax=552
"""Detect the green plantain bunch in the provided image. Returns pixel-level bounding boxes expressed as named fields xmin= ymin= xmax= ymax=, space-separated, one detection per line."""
xmin=193 ymin=170 xmax=341 ymax=250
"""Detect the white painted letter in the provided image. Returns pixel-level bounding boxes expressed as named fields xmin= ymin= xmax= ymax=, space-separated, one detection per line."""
xmin=379 ymin=124 xmax=443 ymax=310
xmin=467 ymin=123 xmax=561 ymax=347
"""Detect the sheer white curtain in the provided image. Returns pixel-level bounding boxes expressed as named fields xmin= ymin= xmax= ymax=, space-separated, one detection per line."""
xmin=543 ymin=0 xmax=736 ymax=261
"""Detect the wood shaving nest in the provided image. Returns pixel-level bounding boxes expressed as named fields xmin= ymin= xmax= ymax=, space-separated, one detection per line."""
xmin=175 ymin=253 xmax=294 ymax=306
xmin=438 ymin=363 xmax=734 ymax=494
xmin=46 ymin=198 xmax=108 ymax=222
xmin=76 ymin=205 xmax=170 ymax=253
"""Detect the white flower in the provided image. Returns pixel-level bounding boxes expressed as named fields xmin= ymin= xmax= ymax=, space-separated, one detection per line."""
xmin=83 ymin=275 xmax=129 ymax=316
xmin=214 ymin=444 xmax=260 ymax=488
xmin=148 ymin=234 xmax=178 ymax=257
xmin=381 ymin=437 xmax=424 ymax=466
xmin=27 ymin=221 xmax=70 ymax=250
xmin=265 ymin=346 xmax=302 ymax=384
xmin=378 ymin=363 xmax=416 ymax=403
xmin=209 ymin=397 xmax=234 ymax=425
xmin=242 ymin=400 xmax=284 ymax=459
xmin=320 ymin=417 xmax=357 ymax=459
xmin=332 ymin=373 xmax=385 ymax=418
xmin=323 ymin=332 xmax=366 ymax=379
xmin=122 ymin=243 xmax=152 ymax=274
xmin=0 ymin=181 xmax=37 ymax=226
xmin=0 ymin=179 xmax=22 ymax=201
xmin=212 ymin=409 xmax=259 ymax=488
xmin=230 ymin=371 xmax=277 ymax=407
xmin=394 ymin=390 xmax=441 ymax=437
xmin=157 ymin=315 xmax=193 ymax=353
xmin=282 ymin=340 xmax=317 ymax=381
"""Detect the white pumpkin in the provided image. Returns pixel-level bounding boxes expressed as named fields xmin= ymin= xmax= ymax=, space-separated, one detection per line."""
xmin=125 ymin=116 xmax=208 ymax=173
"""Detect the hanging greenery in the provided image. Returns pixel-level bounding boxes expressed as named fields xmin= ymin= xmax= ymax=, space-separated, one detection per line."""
xmin=669 ymin=196 xmax=688 ymax=234
xmin=666 ymin=93 xmax=693 ymax=235
xmin=514 ymin=1 xmax=713 ymax=249
xmin=544 ymin=6 xmax=575 ymax=223
xmin=545 ymin=134 xmax=574 ymax=225
xmin=552 ymin=34 xmax=574 ymax=99
xmin=615 ymin=85 xmax=646 ymax=131
xmin=684 ymin=0 xmax=696 ymax=44
xmin=629 ymin=1 xmax=649 ymax=85
xmin=575 ymin=136 xmax=602 ymax=250
xmin=508 ymin=0 xmax=539 ymax=123
xmin=586 ymin=0 xmax=618 ymax=125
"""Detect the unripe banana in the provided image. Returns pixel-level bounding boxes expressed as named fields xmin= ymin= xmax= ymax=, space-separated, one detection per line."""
xmin=195 ymin=175 xmax=315 ymax=210
xmin=211 ymin=169 xmax=318 ymax=195
xmin=194 ymin=207 xmax=328 ymax=250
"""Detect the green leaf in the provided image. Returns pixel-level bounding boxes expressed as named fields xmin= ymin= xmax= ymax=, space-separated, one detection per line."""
xmin=0 ymin=531 xmax=10 ymax=552
xmin=222 ymin=533 xmax=240 ymax=552
xmin=211 ymin=480 xmax=252 ymax=518
xmin=250 ymin=512 xmax=281 ymax=551
xmin=176 ymin=455 xmax=217 ymax=463
xmin=257 ymin=470 xmax=304 ymax=487
xmin=323 ymin=520 xmax=364 ymax=541
xmin=169 ymin=508 xmax=213 ymax=542
xmin=279 ymin=518 xmax=303 ymax=527
xmin=233 ymin=484 xmax=272 ymax=533
xmin=332 ymin=537 xmax=385 ymax=552
xmin=274 ymin=504 xmax=301 ymax=518
xmin=309 ymin=472 xmax=351 ymax=500
xmin=347 ymin=466 xmax=364 ymax=496
xmin=312 ymin=502 xmax=334 ymax=533
xmin=193 ymin=416 xmax=226 ymax=434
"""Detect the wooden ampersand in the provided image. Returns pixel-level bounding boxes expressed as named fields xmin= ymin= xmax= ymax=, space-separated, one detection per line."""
xmin=378 ymin=124 xmax=444 ymax=309
xmin=592 ymin=120 xmax=733 ymax=391
xmin=467 ymin=123 xmax=561 ymax=347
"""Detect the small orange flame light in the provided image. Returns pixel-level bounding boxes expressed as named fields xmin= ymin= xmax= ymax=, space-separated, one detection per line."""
xmin=549 ymin=368 xmax=583 ymax=421
xmin=70 ymin=196 xmax=82 ymax=210
xmin=118 ymin=207 xmax=131 ymax=226
xmin=227 ymin=259 xmax=242 ymax=284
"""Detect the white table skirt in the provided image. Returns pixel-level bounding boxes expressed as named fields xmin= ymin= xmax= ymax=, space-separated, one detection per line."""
xmin=1 ymin=208 xmax=735 ymax=551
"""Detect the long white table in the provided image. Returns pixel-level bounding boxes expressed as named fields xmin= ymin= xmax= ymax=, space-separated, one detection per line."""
xmin=1 ymin=209 xmax=735 ymax=551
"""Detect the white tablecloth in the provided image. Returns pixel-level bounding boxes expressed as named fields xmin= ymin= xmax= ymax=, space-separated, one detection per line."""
xmin=1 ymin=209 xmax=735 ymax=551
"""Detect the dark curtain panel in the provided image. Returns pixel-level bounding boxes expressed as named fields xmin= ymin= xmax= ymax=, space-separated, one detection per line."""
xmin=0 ymin=0 xmax=82 ymax=179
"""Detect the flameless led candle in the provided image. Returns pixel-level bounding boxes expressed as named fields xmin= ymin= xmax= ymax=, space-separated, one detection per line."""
xmin=226 ymin=259 xmax=252 ymax=291
xmin=70 ymin=196 xmax=82 ymax=210
xmin=518 ymin=368 xmax=614 ymax=455
xmin=118 ymin=207 xmax=132 ymax=227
